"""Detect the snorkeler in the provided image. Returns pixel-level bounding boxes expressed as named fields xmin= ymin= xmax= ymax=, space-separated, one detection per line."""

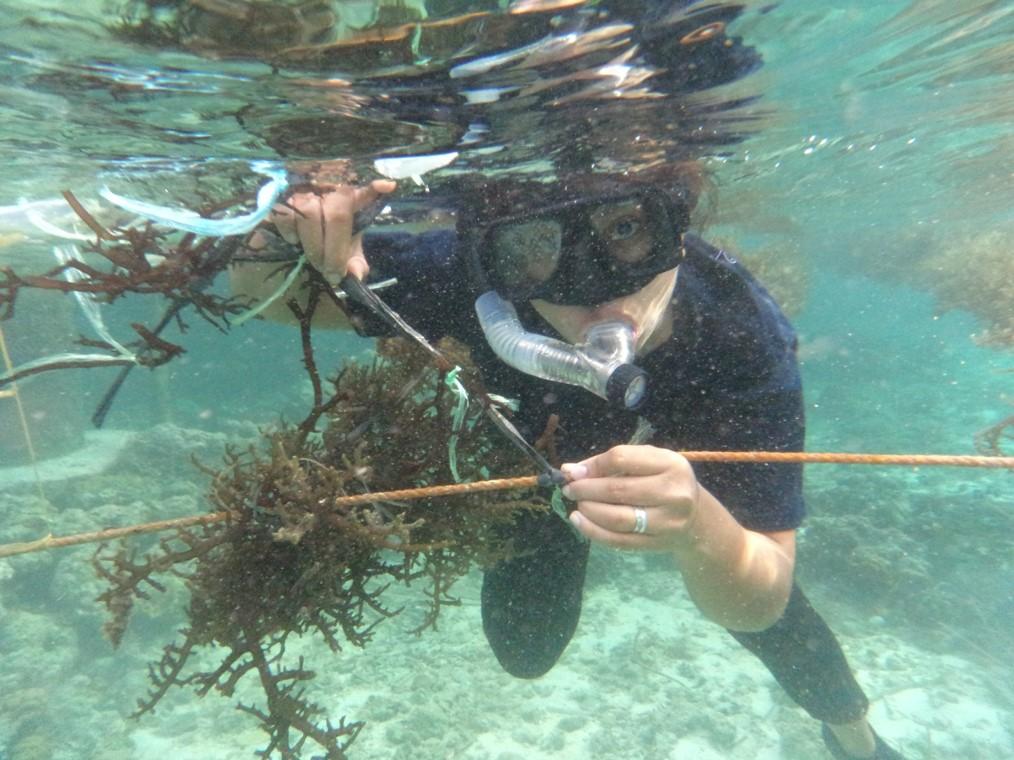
xmin=228 ymin=170 xmax=907 ymax=760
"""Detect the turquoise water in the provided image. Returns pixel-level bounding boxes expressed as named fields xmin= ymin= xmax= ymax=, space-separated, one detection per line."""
xmin=0 ymin=2 xmax=1011 ymax=759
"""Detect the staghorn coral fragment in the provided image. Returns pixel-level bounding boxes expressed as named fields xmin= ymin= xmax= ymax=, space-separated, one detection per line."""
xmin=975 ymin=412 xmax=1014 ymax=458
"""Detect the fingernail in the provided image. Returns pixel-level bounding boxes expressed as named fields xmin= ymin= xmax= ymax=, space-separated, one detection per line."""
xmin=569 ymin=511 xmax=583 ymax=529
xmin=562 ymin=463 xmax=588 ymax=480
xmin=561 ymin=484 xmax=573 ymax=499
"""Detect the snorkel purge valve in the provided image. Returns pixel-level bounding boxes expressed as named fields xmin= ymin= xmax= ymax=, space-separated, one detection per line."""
xmin=475 ymin=290 xmax=648 ymax=411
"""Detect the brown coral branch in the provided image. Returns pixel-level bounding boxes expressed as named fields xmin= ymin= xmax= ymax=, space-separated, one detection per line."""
xmin=239 ymin=624 xmax=362 ymax=760
xmin=130 ymin=322 xmax=185 ymax=365
xmin=193 ymin=649 xmax=256 ymax=697
xmin=134 ymin=636 xmax=198 ymax=716
xmin=534 ymin=412 xmax=562 ymax=468
xmin=287 ymin=289 xmax=324 ymax=408
xmin=93 ymin=524 xmax=230 ymax=646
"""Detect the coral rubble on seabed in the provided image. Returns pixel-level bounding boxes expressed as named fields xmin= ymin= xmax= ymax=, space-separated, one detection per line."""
xmin=799 ymin=467 xmax=1014 ymax=716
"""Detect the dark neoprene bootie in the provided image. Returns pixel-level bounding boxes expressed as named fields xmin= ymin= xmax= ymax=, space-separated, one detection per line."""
xmin=822 ymin=723 xmax=906 ymax=760
xmin=481 ymin=509 xmax=589 ymax=678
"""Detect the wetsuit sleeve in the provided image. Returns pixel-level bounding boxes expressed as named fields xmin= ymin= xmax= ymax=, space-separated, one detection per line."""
xmin=352 ymin=228 xmax=474 ymax=340
xmin=689 ymin=384 xmax=806 ymax=533
xmin=656 ymin=235 xmax=805 ymax=532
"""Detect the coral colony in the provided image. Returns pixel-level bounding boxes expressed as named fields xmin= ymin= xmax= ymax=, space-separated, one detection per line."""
xmin=1 ymin=195 xmax=546 ymax=759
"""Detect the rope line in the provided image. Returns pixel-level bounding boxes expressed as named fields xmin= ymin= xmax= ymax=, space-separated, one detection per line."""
xmin=1 ymin=451 xmax=1010 ymax=559
xmin=679 ymin=451 xmax=1014 ymax=467
xmin=0 ymin=513 xmax=230 ymax=558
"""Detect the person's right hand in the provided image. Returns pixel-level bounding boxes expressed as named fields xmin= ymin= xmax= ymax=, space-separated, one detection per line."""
xmin=269 ymin=179 xmax=396 ymax=281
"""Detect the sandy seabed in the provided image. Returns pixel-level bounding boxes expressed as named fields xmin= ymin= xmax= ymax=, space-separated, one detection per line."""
xmin=124 ymin=572 xmax=1013 ymax=760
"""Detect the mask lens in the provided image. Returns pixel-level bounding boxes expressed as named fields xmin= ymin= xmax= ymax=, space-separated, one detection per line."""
xmin=486 ymin=217 xmax=564 ymax=295
xmin=588 ymin=199 xmax=654 ymax=265
xmin=479 ymin=190 xmax=684 ymax=302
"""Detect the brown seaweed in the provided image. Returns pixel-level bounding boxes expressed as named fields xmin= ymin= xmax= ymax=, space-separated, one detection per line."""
xmin=92 ymin=334 xmax=544 ymax=759
xmin=7 ymin=182 xmax=544 ymax=758
xmin=0 ymin=191 xmax=248 ymax=387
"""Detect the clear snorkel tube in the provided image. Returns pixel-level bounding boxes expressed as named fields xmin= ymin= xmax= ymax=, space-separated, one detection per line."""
xmin=475 ymin=290 xmax=648 ymax=410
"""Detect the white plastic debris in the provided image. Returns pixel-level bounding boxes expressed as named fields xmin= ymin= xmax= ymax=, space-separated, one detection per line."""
xmin=373 ymin=152 xmax=458 ymax=188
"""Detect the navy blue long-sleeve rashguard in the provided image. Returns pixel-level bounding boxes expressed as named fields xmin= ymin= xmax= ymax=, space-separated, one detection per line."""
xmin=356 ymin=229 xmax=880 ymax=724
xmin=360 ymin=229 xmax=806 ymax=533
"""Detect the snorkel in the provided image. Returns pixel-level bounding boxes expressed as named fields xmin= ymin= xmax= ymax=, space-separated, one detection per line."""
xmin=466 ymin=178 xmax=689 ymax=412
xmin=475 ymin=290 xmax=648 ymax=410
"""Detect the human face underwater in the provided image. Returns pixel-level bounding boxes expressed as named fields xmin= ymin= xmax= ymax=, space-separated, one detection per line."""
xmin=473 ymin=191 xmax=684 ymax=410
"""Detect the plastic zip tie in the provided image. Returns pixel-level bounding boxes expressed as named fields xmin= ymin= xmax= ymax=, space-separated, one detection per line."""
xmin=486 ymin=393 xmax=520 ymax=412
xmin=98 ymin=161 xmax=288 ymax=237
xmin=443 ymin=366 xmax=470 ymax=483
xmin=55 ymin=245 xmax=136 ymax=360
xmin=24 ymin=205 xmax=91 ymax=241
xmin=232 ymin=256 xmax=307 ymax=326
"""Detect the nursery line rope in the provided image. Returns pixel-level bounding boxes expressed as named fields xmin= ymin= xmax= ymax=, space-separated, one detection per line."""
xmin=1 ymin=451 xmax=1011 ymax=559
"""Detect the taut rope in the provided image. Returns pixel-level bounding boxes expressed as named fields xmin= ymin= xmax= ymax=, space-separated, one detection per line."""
xmin=1 ymin=451 xmax=1011 ymax=559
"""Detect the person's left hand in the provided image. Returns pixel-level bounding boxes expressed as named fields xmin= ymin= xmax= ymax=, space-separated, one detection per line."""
xmin=561 ymin=444 xmax=703 ymax=552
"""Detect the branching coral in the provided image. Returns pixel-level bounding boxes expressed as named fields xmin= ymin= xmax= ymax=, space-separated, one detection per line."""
xmin=92 ymin=336 xmax=543 ymax=759
xmin=975 ymin=410 xmax=1014 ymax=458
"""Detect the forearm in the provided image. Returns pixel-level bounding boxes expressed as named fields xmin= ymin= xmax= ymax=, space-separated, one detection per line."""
xmin=228 ymin=263 xmax=352 ymax=329
xmin=674 ymin=488 xmax=794 ymax=632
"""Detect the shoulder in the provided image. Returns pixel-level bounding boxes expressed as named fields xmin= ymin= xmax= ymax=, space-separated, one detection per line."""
xmin=680 ymin=234 xmax=789 ymax=324
xmin=358 ymin=228 xmax=476 ymax=340
xmin=650 ymin=237 xmax=806 ymax=531
xmin=670 ymin=234 xmax=800 ymax=395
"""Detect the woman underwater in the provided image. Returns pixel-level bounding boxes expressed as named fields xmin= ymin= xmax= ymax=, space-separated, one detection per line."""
xmin=228 ymin=165 xmax=906 ymax=759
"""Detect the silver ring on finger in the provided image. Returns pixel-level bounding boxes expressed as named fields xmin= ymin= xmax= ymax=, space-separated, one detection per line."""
xmin=632 ymin=507 xmax=648 ymax=535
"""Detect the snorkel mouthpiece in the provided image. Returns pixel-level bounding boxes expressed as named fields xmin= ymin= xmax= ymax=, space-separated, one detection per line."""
xmin=475 ymin=291 xmax=648 ymax=411
xmin=606 ymin=363 xmax=648 ymax=410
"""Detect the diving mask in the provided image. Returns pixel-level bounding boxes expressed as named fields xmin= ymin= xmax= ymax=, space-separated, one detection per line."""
xmin=469 ymin=188 xmax=687 ymax=306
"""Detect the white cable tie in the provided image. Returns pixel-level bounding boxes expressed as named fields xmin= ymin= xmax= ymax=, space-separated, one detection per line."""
xmin=98 ymin=162 xmax=288 ymax=237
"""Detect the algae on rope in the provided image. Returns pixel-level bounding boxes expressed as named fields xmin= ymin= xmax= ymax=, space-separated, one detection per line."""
xmin=93 ymin=337 xmax=547 ymax=760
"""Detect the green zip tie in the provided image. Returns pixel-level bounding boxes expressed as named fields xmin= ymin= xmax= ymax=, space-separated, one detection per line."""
xmin=551 ymin=487 xmax=568 ymax=521
xmin=233 ymin=255 xmax=306 ymax=326
xmin=444 ymin=366 xmax=470 ymax=482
